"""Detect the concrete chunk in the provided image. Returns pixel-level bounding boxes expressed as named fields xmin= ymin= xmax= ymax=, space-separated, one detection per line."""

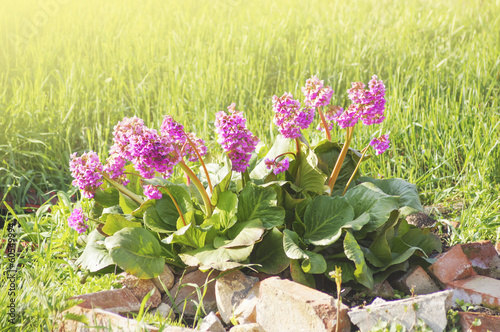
xmin=348 ymin=290 xmax=453 ymax=332
xmin=256 ymin=277 xmax=350 ymax=332
xmin=393 ymin=265 xmax=441 ymax=295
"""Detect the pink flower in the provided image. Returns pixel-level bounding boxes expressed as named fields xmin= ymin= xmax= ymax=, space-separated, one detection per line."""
xmin=302 ymin=76 xmax=334 ymax=108
xmin=69 ymin=151 xmax=103 ymax=198
xmin=143 ymin=185 xmax=162 ymax=200
xmin=68 ymin=208 xmax=89 ymax=234
xmin=215 ymin=103 xmax=259 ymax=173
xmin=265 ymin=157 xmax=290 ymax=175
xmin=370 ymin=135 xmax=390 ymax=155
xmin=272 ymin=92 xmax=315 ymax=139
xmin=161 ymin=116 xmax=207 ymax=163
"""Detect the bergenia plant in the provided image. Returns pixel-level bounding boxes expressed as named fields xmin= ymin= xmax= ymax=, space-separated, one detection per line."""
xmin=68 ymin=75 xmax=440 ymax=292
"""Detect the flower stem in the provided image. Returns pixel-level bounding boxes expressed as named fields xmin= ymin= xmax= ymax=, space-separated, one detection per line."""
xmin=328 ymin=126 xmax=354 ymax=195
xmin=273 ymin=152 xmax=296 ymax=162
xmin=295 ymin=138 xmax=301 ymax=154
xmin=341 ymin=146 xmax=369 ymax=196
xmin=318 ymin=107 xmax=332 ymax=141
xmin=178 ymin=161 xmax=213 ymax=216
xmin=102 ymin=174 xmax=145 ymax=205
xmin=159 ymin=185 xmax=186 ymax=226
xmin=185 ymin=134 xmax=213 ymax=194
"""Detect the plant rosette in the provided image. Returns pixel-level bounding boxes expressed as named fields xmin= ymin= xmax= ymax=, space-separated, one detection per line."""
xmin=68 ymin=75 xmax=441 ymax=290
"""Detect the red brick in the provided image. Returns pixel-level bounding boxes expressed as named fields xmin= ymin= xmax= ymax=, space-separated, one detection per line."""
xmin=428 ymin=245 xmax=476 ymax=286
xmin=393 ymin=265 xmax=441 ymax=295
xmin=70 ymin=288 xmax=141 ymax=314
xmin=458 ymin=311 xmax=500 ymax=332
xmin=461 ymin=241 xmax=500 ymax=279
xmin=447 ymin=275 xmax=500 ymax=310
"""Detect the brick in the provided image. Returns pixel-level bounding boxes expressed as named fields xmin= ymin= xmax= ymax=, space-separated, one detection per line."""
xmin=393 ymin=265 xmax=441 ymax=295
xmin=447 ymin=275 xmax=500 ymax=310
xmin=458 ymin=311 xmax=500 ymax=332
xmin=428 ymin=245 xmax=476 ymax=286
xmin=256 ymin=277 xmax=350 ymax=332
xmin=58 ymin=306 xmax=159 ymax=332
xmin=348 ymin=290 xmax=453 ymax=332
xmin=118 ymin=272 xmax=161 ymax=308
xmin=216 ymin=270 xmax=259 ymax=324
xmin=70 ymin=288 xmax=141 ymax=314
xmin=162 ymin=269 xmax=218 ymax=316
xmin=461 ymin=241 xmax=500 ymax=279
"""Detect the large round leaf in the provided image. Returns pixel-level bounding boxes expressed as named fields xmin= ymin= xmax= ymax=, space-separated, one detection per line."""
xmin=105 ymin=227 xmax=164 ymax=279
xmin=237 ymin=184 xmax=285 ymax=229
xmin=303 ymin=195 xmax=359 ymax=246
xmin=250 ymin=228 xmax=290 ymax=274
xmin=76 ymin=230 xmax=115 ymax=273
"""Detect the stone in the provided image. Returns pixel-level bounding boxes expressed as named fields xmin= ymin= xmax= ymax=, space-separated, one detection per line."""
xmin=162 ymin=269 xmax=219 ymax=317
xmin=458 ymin=311 xmax=500 ymax=332
xmin=233 ymin=283 xmax=260 ymax=325
xmin=446 ymin=275 xmax=500 ymax=310
xmin=69 ymin=288 xmax=141 ymax=314
xmin=216 ymin=270 xmax=259 ymax=324
xmin=495 ymin=242 xmax=500 ymax=255
xmin=229 ymin=323 xmax=266 ymax=332
xmin=198 ymin=312 xmax=225 ymax=332
xmin=348 ymin=290 xmax=453 ymax=332
xmin=461 ymin=241 xmax=500 ymax=279
xmin=152 ymin=302 xmax=173 ymax=319
xmin=428 ymin=245 xmax=477 ymax=286
xmin=58 ymin=305 xmax=159 ymax=331
xmin=118 ymin=273 xmax=162 ymax=308
xmin=153 ymin=264 xmax=175 ymax=293
xmin=393 ymin=265 xmax=441 ymax=295
xmin=255 ymin=277 xmax=350 ymax=332
xmin=353 ymin=280 xmax=394 ymax=300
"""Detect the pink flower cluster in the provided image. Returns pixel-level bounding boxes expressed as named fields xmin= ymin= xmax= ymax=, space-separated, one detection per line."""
xmin=331 ymin=75 xmax=386 ymax=129
xmin=302 ymin=76 xmax=334 ymax=108
xmin=161 ymin=116 xmax=207 ymax=163
xmin=370 ymin=135 xmax=390 ymax=155
xmin=272 ymin=93 xmax=315 ymax=139
xmin=109 ymin=116 xmax=180 ymax=180
xmin=67 ymin=208 xmax=89 ymax=234
xmin=69 ymin=151 xmax=104 ymax=198
xmin=143 ymin=185 xmax=163 ymax=200
xmin=265 ymin=157 xmax=290 ymax=175
xmin=215 ymin=104 xmax=259 ymax=173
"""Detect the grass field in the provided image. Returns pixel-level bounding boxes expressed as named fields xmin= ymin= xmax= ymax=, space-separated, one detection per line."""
xmin=1 ymin=0 xmax=500 ymax=329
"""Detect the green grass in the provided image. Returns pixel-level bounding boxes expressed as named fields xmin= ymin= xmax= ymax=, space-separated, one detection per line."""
xmin=1 ymin=0 xmax=499 ymax=329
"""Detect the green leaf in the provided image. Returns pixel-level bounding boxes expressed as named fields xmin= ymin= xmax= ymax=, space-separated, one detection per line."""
xmin=294 ymin=146 xmax=327 ymax=195
xmin=102 ymin=214 xmax=142 ymax=236
xmin=156 ymin=183 xmax=193 ymax=226
xmin=179 ymin=244 xmax=254 ymax=271
xmin=207 ymin=191 xmax=238 ymax=232
xmin=211 ymin=169 xmax=233 ymax=205
xmin=165 ymin=221 xmax=209 ymax=249
xmin=124 ymin=164 xmax=144 ymax=195
xmin=303 ymin=195 xmax=367 ymax=246
xmin=237 ymin=184 xmax=285 ymax=229
xmin=76 ymin=230 xmax=115 ymax=273
xmin=250 ymin=228 xmax=290 ymax=274
xmin=366 ymin=210 xmax=400 ymax=266
xmin=325 ymin=260 xmax=356 ymax=284
xmin=93 ymin=187 xmax=120 ymax=208
xmin=131 ymin=199 xmax=155 ymax=218
xmin=119 ymin=192 xmax=141 ymax=214
xmin=401 ymin=228 xmax=442 ymax=255
xmin=344 ymin=231 xmax=374 ymax=289
xmin=358 ymin=177 xmax=423 ymax=217
xmin=144 ymin=204 xmax=175 ymax=233
xmin=301 ymin=251 xmax=327 ymax=274
xmin=105 ymin=227 xmax=164 ymax=279
xmin=225 ymin=219 xmax=265 ymax=248
xmin=313 ymin=139 xmax=363 ymax=192
xmin=344 ymin=182 xmax=400 ymax=235
xmin=251 ymin=134 xmax=293 ymax=180
xmin=290 ymin=259 xmax=316 ymax=288
xmin=283 ymin=229 xmax=307 ymax=260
